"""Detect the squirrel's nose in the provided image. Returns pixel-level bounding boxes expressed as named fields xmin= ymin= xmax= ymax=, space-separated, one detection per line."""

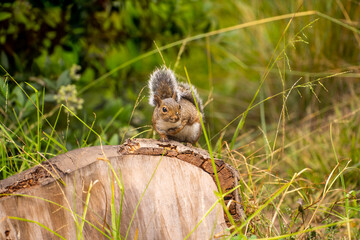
xmin=171 ymin=116 xmax=179 ymax=122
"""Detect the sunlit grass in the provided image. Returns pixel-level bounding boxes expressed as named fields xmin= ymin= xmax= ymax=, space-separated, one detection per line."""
xmin=1 ymin=1 xmax=360 ymax=239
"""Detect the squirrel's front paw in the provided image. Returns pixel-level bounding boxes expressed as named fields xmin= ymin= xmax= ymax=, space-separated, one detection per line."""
xmin=159 ymin=136 xmax=169 ymax=142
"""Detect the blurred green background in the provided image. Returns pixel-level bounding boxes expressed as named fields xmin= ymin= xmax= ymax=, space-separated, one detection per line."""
xmin=1 ymin=0 xmax=360 ymax=181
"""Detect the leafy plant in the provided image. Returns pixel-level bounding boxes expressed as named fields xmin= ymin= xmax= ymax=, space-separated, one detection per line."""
xmin=1 ymin=0 xmax=360 ymax=239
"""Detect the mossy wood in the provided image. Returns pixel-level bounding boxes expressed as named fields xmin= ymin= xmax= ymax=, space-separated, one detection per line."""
xmin=0 ymin=138 xmax=243 ymax=239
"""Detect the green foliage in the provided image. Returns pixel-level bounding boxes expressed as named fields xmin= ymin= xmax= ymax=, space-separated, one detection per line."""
xmin=1 ymin=0 xmax=360 ymax=238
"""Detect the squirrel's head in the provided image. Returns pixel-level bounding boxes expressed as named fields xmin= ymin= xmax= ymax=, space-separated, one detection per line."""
xmin=154 ymin=95 xmax=181 ymax=123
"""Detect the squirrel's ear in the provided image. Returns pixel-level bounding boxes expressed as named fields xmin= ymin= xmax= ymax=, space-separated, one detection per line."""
xmin=154 ymin=95 xmax=162 ymax=106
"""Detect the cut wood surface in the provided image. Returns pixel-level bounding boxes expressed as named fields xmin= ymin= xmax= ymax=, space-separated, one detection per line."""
xmin=0 ymin=138 xmax=243 ymax=239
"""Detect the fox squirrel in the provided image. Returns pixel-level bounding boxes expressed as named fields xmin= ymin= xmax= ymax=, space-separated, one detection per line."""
xmin=148 ymin=66 xmax=204 ymax=144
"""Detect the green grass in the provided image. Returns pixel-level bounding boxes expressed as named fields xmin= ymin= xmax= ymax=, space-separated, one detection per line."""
xmin=1 ymin=1 xmax=360 ymax=239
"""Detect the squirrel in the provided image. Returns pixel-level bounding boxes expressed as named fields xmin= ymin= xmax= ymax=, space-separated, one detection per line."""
xmin=148 ymin=66 xmax=204 ymax=144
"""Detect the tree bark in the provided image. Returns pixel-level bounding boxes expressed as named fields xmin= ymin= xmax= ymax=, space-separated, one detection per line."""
xmin=0 ymin=138 xmax=243 ymax=239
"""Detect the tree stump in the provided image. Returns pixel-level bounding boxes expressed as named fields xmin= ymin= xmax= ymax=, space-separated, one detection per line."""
xmin=0 ymin=138 xmax=243 ymax=239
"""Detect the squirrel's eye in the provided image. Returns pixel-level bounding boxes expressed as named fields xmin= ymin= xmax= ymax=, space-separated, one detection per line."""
xmin=162 ymin=107 xmax=167 ymax=112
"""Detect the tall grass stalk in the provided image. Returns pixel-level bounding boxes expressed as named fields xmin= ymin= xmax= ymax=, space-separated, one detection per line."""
xmin=100 ymin=158 xmax=125 ymax=239
xmin=82 ymin=114 xmax=97 ymax=147
xmin=120 ymin=87 xmax=145 ymax=144
xmin=184 ymin=67 xmax=241 ymax=236
xmin=110 ymin=176 xmax=118 ymax=239
xmin=61 ymin=105 xmax=108 ymax=145
xmin=77 ymin=180 xmax=99 ymax=240
xmin=8 ymin=216 xmax=67 ymax=240
xmin=44 ymin=105 xmax=65 ymax=154
xmin=330 ymin=123 xmax=351 ymax=239
xmin=259 ymin=88 xmax=270 ymax=164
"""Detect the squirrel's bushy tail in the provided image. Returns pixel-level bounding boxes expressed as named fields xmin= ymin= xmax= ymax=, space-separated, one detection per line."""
xmin=148 ymin=66 xmax=180 ymax=106
xmin=148 ymin=66 xmax=204 ymax=117
xmin=178 ymin=82 xmax=204 ymax=115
